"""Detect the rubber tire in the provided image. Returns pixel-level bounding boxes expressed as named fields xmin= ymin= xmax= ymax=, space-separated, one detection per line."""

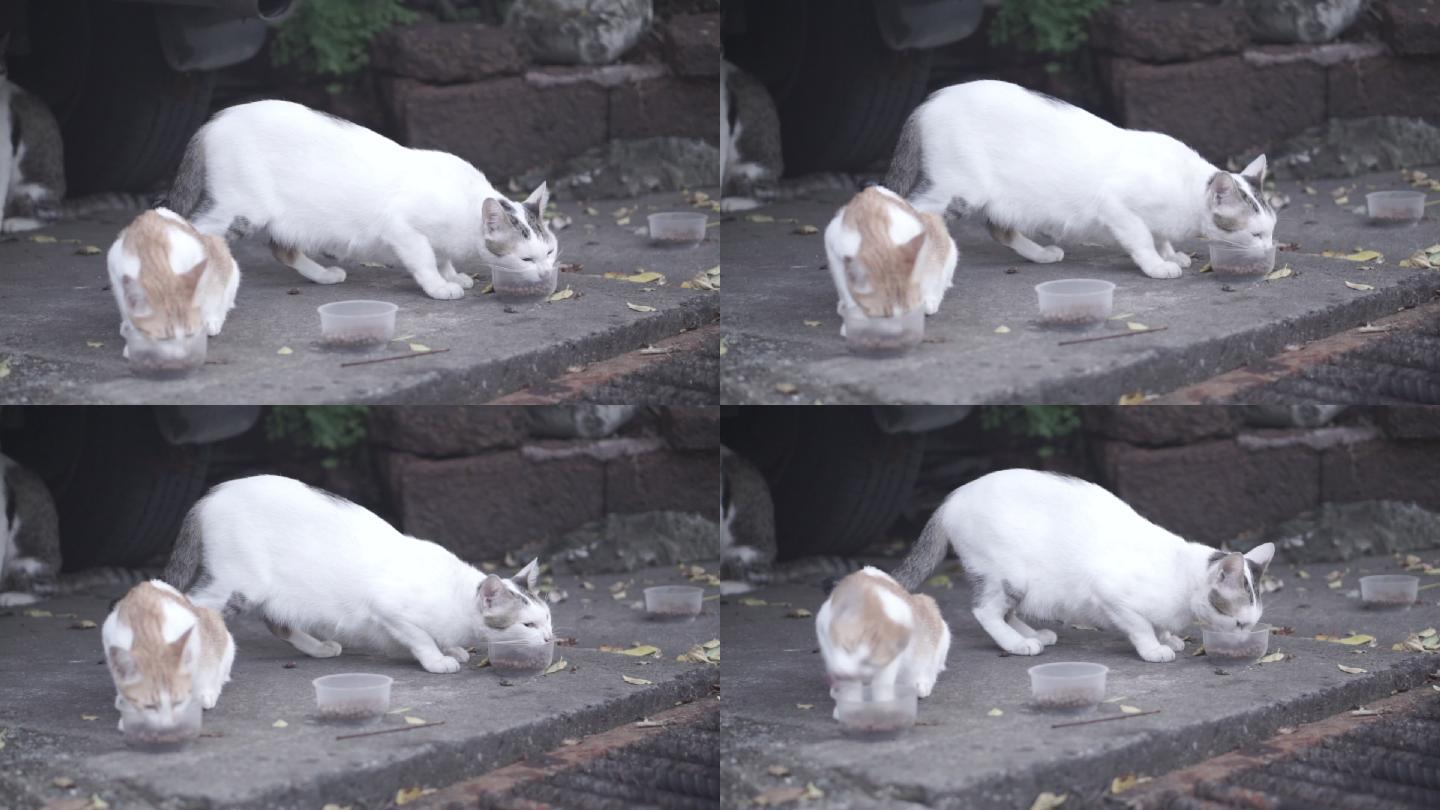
xmin=740 ymin=0 xmax=933 ymax=174
xmin=729 ymin=408 xmax=926 ymax=560
xmin=2 ymin=408 xmax=211 ymax=570
xmin=56 ymin=3 xmax=215 ymax=194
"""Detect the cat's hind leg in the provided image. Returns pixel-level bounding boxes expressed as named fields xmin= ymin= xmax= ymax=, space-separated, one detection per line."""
xmin=264 ymin=617 xmax=343 ymax=658
xmin=986 ymin=220 xmax=1064 ymax=264
xmin=1006 ymin=613 xmax=1058 ymax=647
xmin=270 ymin=240 xmax=347 ymax=285
xmin=972 ymin=580 xmax=1044 ymax=655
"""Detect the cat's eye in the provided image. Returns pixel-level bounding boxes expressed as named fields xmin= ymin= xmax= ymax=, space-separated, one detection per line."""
xmin=524 ymin=622 xmax=537 ymax=628
xmin=524 ymin=258 xmax=536 ymax=263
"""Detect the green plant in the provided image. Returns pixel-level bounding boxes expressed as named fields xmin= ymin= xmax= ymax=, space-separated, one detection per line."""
xmin=265 ymin=407 xmax=370 ymax=466
xmin=979 ymin=406 xmax=1081 ymax=441
xmin=271 ymin=0 xmax=417 ymax=77
xmin=990 ymin=0 xmax=1119 ymax=56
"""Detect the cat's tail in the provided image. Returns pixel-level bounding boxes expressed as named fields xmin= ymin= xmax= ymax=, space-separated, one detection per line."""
xmin=55 ymin=192 xmax=155 ymax=220
xmin=157 ymin=128 xmax=208 ymax=218
xmin=161 ymin=506 xmax=205 ymax=592
xmin=891 ymin=507 xmax=950 ymax=592
xmin=883 ymin=112 xmax=925 ymax=199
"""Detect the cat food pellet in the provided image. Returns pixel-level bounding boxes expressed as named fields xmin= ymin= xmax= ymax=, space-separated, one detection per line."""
xmin=1035 ymin=689 xmax=1101 ymax=710
xmin=129 ymin=358 xmax=201 ymax=378
xmin=846 ymin=334 xmax=916 ymax=354
xmin=322 ymin=330 xmax=388 ymax=348
xmin=1212 ymin=259 xmax=1270 ymax=275
xmin=840 ymin=706 xmax=913 ymax=734
xmin=318 ymin=700 xmax=383 ymax=721
xmin=1041 ymin=310 xmax=1103 ymax=326
xmin=494 ymin=281 xmax=554 ymax=302
xmin=1364 ymin=595 xmax=1415 ymax=606
xmin=1206 ymin=641 xmax=1267 ymax=659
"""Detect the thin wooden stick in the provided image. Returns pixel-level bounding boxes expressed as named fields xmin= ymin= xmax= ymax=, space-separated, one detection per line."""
xmin=335 ymin=720 xmax=446 ymax=740
xmin=339 ymin=348 xmax=451 ymax=368
xmin=1051 ymin=709 xmax=1161 ymax=729
xmin=1058 ymin=327 xmax=1169 ymax=346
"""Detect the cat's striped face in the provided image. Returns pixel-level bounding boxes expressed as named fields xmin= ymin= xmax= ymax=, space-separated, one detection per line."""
xmin=1202 ymin=155 xmax=1276 ymax=251
xmin=477 ymin=559 xmax=553 ymax=645
xmin=1198 ymin=543 xmax=1275 ymax=630
xmin=481 ymin=183 xmax=558 ymax=278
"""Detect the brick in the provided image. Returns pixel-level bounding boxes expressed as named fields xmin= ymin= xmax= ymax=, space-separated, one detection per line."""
xmin=1089 ymin=1 xmax=1247 ymax=63
xmin=368 ymin=407 xmax=531 ymax=458
xmin=605 ymin=450 xmax=718 ymax=518
xmin=1322 ymin=439 xmax=1440 ymax=510
xmin=1083 ymin=406 xmax=1239 ymax=446
xmin=1378 ymin=406 xmax=1440 ymax=439
xmin=1328 ymin=53 xmax=1440 ymax=120
xmin=657 ymin=406 xmax=720 ymax=450
xmin=661 ymin=12 xmax=719 ymax=76
xmin=1105 ymin=55 xmax=1326 ymax=162
xmin=1096 ymin=438 xmax=1320 ymax=544
xmin=1379 ymin=0 xmax=1440 ymax=55
xmin=388 ymin=450 xmax=606 ymax=561
xmin=372 ymin=23 xmax=524 ymax=83
xmin=387 ymin=76 xmax=609 ymax=179
xmin=609 ymin=76 xmax=719 ymax=144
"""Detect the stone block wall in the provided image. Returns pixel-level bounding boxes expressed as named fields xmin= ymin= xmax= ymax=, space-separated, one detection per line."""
xmin=370 ymin=406 xmax=718 ymax=562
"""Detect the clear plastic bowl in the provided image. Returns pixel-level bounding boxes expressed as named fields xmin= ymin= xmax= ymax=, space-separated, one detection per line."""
xmin=317 ymin=300 xmax=398 ymax=350
xmin=492 ymin=266 xmax=559 ymax=304
xmin=1360 ymin=575 xmax=1419 ymax=608
xmin=1028 ymin=662 xmax=1107 ymax=714
xmin=487 ymin=638 xmax=556 ymax=675
xmin=1366 ymin=191 xmax=1425 ymax=226
xmin=1208 ymin=244 xmax=1277 ymax=276
xmin=1035 ymin=279 xmax=1115 ymax=327
xmin=1202 ymin=624 xmax=1271 ymax=662
xmin=833 ymin=681 xmax=917 ymax=738
xmin=644 ymin=585 xmax=704 ymax=621
xmin=647 ymin=212 xmax=708 ymax=244
xmin=313 ymin=673 xmax=393 ymax=724
xmin=842 ymin=307 xmax=924 ymax=357
xmin=120 ymin=697 xmax=202 ymax=750
xmin=126 ymin=329 xmax=206 ymax=379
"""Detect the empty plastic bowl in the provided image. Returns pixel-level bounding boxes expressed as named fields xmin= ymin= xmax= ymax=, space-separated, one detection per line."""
xmin=1028 ymin=662 xmax=1108 ymax=714
xmin=647 ymin=212 xmax=708 ymax=244
xmin=1366 ymin=191 xmax=1425 ymax=226
xmin=1035 ymin=279 xmax=1115 ymax=327
xmin=833 ymin=681 xmax=917 ymax=738
xmin=491 ymin=266 xmax=559 ymax=304
xmin=487 ymin=638 xmax=556 ymax=675
xmin=317 ymin=300 xmax=398 ymax=349
xmin=313 ymin=673 xmax=393 ymax=723
xmin=644 ymin=585 xmax=703 ymax=621
xmin=125 ymin=329 xmax=206 ymax=379
xmin=1208 ymin=244 xmax=1277 ymax=276
xmin=842 ymin=307 xmax=924 ymax=357
xmin=1360 ymin=575 xmax=1419 ymax=608
xmin=1202 ymin=624 xmax=1271 ymax=662
xmin=120 ymin=697 xmax=202 ymax=750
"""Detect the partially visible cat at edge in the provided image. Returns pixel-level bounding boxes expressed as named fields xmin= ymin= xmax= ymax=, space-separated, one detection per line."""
xmin=817 ymin=567 xmax=951 ymax=714
xmin=0 ymin=451 xmax=61 ymax=607
xmin=161 ymin=99 xmax=557 ymax=301
xmin=886 ymin=80 xmax=1275 ymax=279
xmin=0 ymin=32 xmax=64 ymax=234
xmin=891 ymin=469 xmax=1274 ymax=663
xmin=721 ymin=60 xmax=783 ymax=212
xmin=824 ymin=185 xmax=957 ymax=324
xmin=163 ymin=475 xmax=554 ymax=674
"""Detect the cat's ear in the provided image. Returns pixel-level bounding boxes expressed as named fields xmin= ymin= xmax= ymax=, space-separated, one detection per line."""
xmin=183 ymin=260 xmax=207 ymax=304
xmin=1240 ymin=154 xmax=1267 ymax=188
xmin=481 ymin=198 xmax=510 ymax=237
xmin=843 ymin=258 xmax=873 ymax=294
xmin=513 ymin=558 xmax=540 ymax=593
xmin=1207 ymin=172 xmax=1241 ymax=207
xmin=1217 ymin=552 xmax=1246 ymax=582
xmin=120 ymin=275 xmax=153 ymax=316
xmin=167 ymin=626 xmax=195 ymax=669
xmin=477 ymin=574 xmax=516 ymax=611
xmin=523 ymin=182 xmax=549 ymax=219
xmin=900 ymin=231 xmax=925 ymax=263
xmin=1243 ymin=542 xmax=1275 ymax=575
xmin=109 ymin=645 xmax=139 ymax=683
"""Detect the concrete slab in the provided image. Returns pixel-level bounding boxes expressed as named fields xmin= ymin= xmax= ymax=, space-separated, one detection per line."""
xmin=0 ymin=564 xmax=720 ymax=810
xmin=719 ymin=168 xmax=1440 ymax=404
xmin=721 ymin=554 xmax=1440 ymax=809
xmin=0 ymin=191 xmax=720 ymax=404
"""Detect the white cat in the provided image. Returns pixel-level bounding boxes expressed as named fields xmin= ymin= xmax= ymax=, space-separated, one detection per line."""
xmin=892 ymin=469 xmax=1274 ymax=663
xmin=103 ymin=580 xmax=236 ymax=729
xmin=817 ymin=567 xmax=951 ymax=713
xmin=886 ymin=80 xmax=1275 ymax=279
xmin=163 ymin=474 xmax=553 ymax=674
xmin=164 ymin=100 xmax=557 ymax=301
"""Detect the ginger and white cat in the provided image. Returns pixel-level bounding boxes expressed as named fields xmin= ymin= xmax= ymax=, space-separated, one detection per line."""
xmin=103 ymin=580 xmax=236 ymax=730
xmin=164 ymin=99 xmax=556 ymax=301
xmin=107 ymin=208 xmax=240 ymax=354
xmin=825 ymin=185 xmax=957 ymax=324
xmin=893 ymin=469 xmax=1274 ymax=663
xmin=163 ymin=475 xmax=553 ymax=674
xmin=817 ymin=567 xmax=951 ymax=712
xmin=886 ymin=80 xmax=1275 ymax=279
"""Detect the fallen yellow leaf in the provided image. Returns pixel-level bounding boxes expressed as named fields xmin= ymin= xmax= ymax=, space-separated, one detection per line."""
xmin=1338 ymin=664 xmax=1367 ymax=674
xmin=549 ymin=287 xmax=575 ymax=302
xmin=740 ymin=598 xmax=767 ymax=606
xmin=988 ymin=708 xmax=1004 ymax=717
xmin=1264 ymin=266 xmax=1292 ymax=281
xmin=80 ymin=714 xmax=98 ymax=721
xmin=625 ymin=271 xmax=664 ymax=284
xmin=544 ymin=659 xmax=568 ymax=675
xmin=404 ymin=715 xmax=427 ymax=726
xmin=626 ymin=302 xmax=657 ymax=313
xmin=29 ymin=234 xmax=57 ymax=243
xmin=620 ymin=645 xmax=660 ymax=657
xmin=272 ymin=719 xmax=288 ymax=728
xmin=1343 ymin=250 xmax=1382 ymax=262
xmin=795 ymin=703 xmax=814 ymax=710
xmin=277 ymin=347 xmax=293 ymax=355
xmin=1337 ymin=634 xmax=1375 ymax=645
xmin=803 ymin=320 xmax=820 ymax=327
xmin=994 ymin=325 xmax=1011 ymax=334
xmin=787 ymin=608 xmax=813 ymax=618
xmin=1126 ymin=322 xmax=1148 ymax=331
xmin=1344 ymin=281 xmax=1374 ymax=291
xmin=1120 ymin=705 xmax=1142 ymax=714
xmin=1030 ymin=793 xmax=1068 ymax=810
xmin=408 ymin=343 xmax=431 ymax=353
xmin=76 ymin=245 xmax=102 ymax=255
xmin=621 ymin=675 xmax=653 ymax=686
xmin=1110 ymin=774 xmax=1151 ymax=794
xmin=773 ymin=383 xmax=797 ymax=396
xmin=793 ymin=225 xmax=820 ymax=235
xmin=86 ymin=341 xmax=103 ymax=348
xmin=395 ymin=787 xmax=434 ymax=806
xmin=746 ymin=214 xmax=775 ymax=223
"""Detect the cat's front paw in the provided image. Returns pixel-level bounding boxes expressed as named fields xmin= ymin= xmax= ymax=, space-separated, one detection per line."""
xmin=422 ymin=655 xmax=461 ymax=674
xmin=200 ymin=690 xmax=219 ymax=710
xmin=1033 ymin=245 xmax=1064 ymax=263
xmin=423 ymin=281 xmax=466 ymax=300
xmin=923 ymin=297 xmax=942 ymax=315
xmin=1161 ymin=633 xmax=1185 ymax=652
xmin=312 ymin=640 xmax=343 ymax=658
xmin=916 ymin=677 xmax=936 ymax=698
xmin=1143 ymin=260 xmax=1182 ymax=279
xmin=1034 ymin=629 xmax=1059 ymax=646
xmin=315 ymin=266 xmax=347 ymax=284
xmin=444 ymin=646 xmax=471 ymax=663
xmin=205 ymin=319 xmax=225 ymax=337
xmin=454 ymin=273 xmax=475 ymax=289
xmin=1006 ymin=638 xmax=1045 ymax=656
xmin=1172 ymin=252 xmax=1193 ymax=269
xmin=1138 ymin=645 xmax=1176 ymax=663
